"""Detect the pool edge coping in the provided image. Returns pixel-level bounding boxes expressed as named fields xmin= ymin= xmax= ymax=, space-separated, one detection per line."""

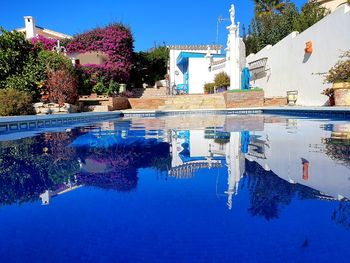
xmin=0 ymin=106 xmax=349 ymax=125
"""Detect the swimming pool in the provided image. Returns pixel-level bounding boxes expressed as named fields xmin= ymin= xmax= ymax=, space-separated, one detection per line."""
xmin=0 ymin=114 xmax=349 ymax=262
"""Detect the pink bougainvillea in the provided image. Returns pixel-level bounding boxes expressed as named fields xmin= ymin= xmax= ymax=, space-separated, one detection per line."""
xmin=66 ymin=23 xmax=134 ymax=83
xmin=31 ymin=35 xmax=58 ymax=51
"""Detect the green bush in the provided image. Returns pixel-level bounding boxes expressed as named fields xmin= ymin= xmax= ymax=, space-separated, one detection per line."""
xmin=38 ymin=50 xmax=74 ymax=73
xmin=92 ymin=81 xmax=106 ymax=95
xmin=0 ymin=88 xmax=33 ymax=116
xmin=107 ymin=80 xmax=120 ymax=95
xmin=214 ymin=72 xmax=230 ymax=88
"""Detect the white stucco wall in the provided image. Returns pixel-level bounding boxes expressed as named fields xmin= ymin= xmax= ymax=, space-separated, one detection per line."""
xmin=168 ymin=47 xmax=223 ymax=92
xmin=169 ymin=49 xmax=184 ymax=88
xmin=313 ymin=0 xmax=348 ymax=12
xmin=188 ymin=58 xmax=213 ymax=94
xmin=246 ymin=5 xmax=350 ymax=106
xmin=169 ymin=48 xmax=219 ymax=89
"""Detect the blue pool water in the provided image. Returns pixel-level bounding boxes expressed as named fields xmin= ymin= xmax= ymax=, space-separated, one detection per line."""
xmin=0 ymin=114 xmax=349 ymax=262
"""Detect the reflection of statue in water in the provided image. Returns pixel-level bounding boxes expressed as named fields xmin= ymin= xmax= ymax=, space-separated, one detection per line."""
xmin=229 ymin=4 xmax=235 ymax=25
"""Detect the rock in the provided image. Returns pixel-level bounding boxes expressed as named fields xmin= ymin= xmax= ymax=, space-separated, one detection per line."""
xmin=33 ymin=102 xmax=44 ymax=107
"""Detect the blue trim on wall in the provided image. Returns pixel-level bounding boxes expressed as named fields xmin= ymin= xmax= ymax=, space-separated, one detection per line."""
xmin=176 ymin=52 xmax=225 ymax=66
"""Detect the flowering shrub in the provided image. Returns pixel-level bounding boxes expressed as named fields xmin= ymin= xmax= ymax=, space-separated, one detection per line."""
xmin=47 ymin=69 xmax=78 ymax=106
xmin=66 ymin=23 xmax=134 ymax=84
xmin=325 ymin=51 xmax=350 ymax=84
xmin=31 ymin=35 xmax=58 ymax=51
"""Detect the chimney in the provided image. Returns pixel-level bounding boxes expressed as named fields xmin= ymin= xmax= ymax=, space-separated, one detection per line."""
xmin=24 ymin=16 xmax=36 ymax=39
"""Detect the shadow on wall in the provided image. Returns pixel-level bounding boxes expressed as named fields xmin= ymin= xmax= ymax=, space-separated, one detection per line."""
xmin=251 ymin=71 xmax=268 ymax=82
xmin=303 ymin=53 xmax=312 ymax=63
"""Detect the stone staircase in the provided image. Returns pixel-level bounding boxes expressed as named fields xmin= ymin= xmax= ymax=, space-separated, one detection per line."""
xmin=132 ymin=87 xmax=168 ymax=98
xmin=158 ymin=94 xmax=226 ymax=110
xmin=141 ymin=87 xmax=168 ymax=98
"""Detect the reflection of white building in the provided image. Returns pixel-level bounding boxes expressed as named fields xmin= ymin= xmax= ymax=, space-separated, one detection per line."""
xmin=40 ymin=179 xmax=82 ymax=205
xmin=247 ymin=120 xmax=350 ymax=201
xmin=169 ymin=130 xmax=225 ymax=179
xmin=169 ymin=129 xmax=246 ymax=209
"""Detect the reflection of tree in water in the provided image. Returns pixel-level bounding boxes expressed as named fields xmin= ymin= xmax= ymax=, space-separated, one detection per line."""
xmin=332 ymin=202 xmax=350 ymax=230
xmin=0 ymin=132 xmax=80 ymax=205
xmin=323 ymin=138 xmax=350 ymax=168
xmin=72 ymin=138 xmax=171 ymax=192
xmin=0 ymin=130 xmax=171 ymax=205
xmin=243 ymin=160 xmax=326 ymax=221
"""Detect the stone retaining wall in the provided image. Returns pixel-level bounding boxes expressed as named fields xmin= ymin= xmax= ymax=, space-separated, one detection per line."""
xmin=128 ymin=98 xmax=166 ymax=110
xmin=79 ymin=96 xmax=131 ymax=112
xmin=129 ymin=90 xmax=264 ymax=110
xmin=128 ymin=91 xmax=265 ymax=110
xmin=264 ymin=97 xmax=288 ymax=107
xmin=224 ymin=90 xmax=264 ymax=108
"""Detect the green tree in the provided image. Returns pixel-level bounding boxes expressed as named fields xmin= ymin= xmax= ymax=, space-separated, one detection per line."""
xmin=130 ymin=45 xmax=169 ymax=88
xmin=244 ymin=0 xmax=328 ymax=55
xmin=253 ymin=0 xmax=287 ymax=17
xmin=0 ymin=28 xmax=32 ymax=81
xmin=0 ymin=28 xmax=76 ymax=101
xmin=294 ymin=0 xmax=329 ymax=32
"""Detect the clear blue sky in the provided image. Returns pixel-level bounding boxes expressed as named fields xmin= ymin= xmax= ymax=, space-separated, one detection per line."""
xmin=1 ymin=0 xmax=306 ymax=51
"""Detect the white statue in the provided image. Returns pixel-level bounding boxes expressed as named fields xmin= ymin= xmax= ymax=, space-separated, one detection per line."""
xmin=229 ymin=4 xmax=235 ymax=25
xmin=205 ymin=45 xmax=212 ymax=58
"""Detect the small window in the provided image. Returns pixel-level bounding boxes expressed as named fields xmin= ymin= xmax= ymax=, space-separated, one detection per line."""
xmin=27 ymin=18 xmax=30 ymax=22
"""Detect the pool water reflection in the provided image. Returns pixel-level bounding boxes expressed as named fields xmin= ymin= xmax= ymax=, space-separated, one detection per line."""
xmin=0 ymin=114 xmax=349 ymax=262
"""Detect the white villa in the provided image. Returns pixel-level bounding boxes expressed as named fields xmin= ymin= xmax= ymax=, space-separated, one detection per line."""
xmin=16 ymin=16 xmax=72 ymax=40
xmin=167 ymin=2 xmax=350 ymax=106
xmin=168 ymin=4 xmax=246 ymax=95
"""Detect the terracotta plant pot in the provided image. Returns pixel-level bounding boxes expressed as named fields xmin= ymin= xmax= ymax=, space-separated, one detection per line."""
xmin=333 ymin=82 xmax=350 ymax=106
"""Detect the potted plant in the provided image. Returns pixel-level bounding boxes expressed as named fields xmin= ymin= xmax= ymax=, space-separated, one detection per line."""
xmin=324 ymin=51 xmax=350 ymax=106
xmin=204 ymin=83 xmax=215 ymax=94
xmin=92 ymin=81 xmax=106 ymax=96
xmin=214 ymin=72 xmax=230 ymax=92
xmin=321 ymin=88 xmax=335 ymax=106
